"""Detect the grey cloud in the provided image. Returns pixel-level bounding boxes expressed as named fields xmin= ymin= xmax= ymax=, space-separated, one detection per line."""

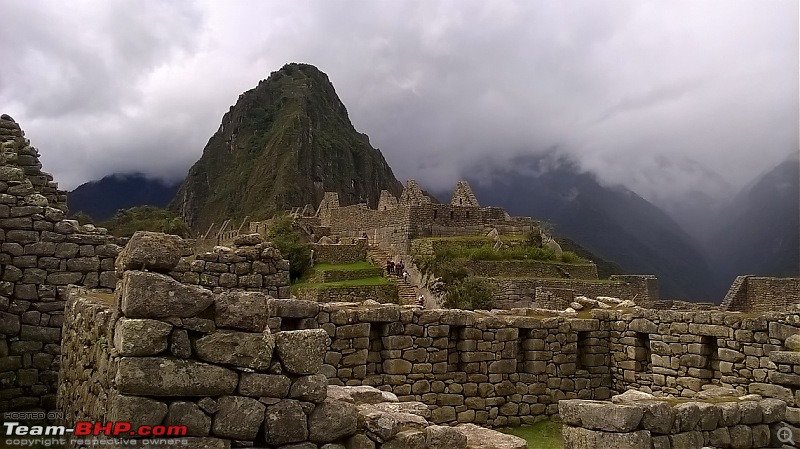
xmin=0 ymin=0 xmax=796 ymax=203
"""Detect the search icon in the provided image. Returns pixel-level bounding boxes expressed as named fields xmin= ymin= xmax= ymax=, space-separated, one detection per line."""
xmin=777 ymin=425 xmax=795 ymax=446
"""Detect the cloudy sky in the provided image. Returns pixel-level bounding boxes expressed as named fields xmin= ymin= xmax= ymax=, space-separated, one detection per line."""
xmin=1 ymin=0 xmax=797 ymax=205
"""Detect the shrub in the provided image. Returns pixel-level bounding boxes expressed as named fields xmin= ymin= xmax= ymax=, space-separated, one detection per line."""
xmin=266 ymin=215 xmax=311 ymax=281
xmin=443 ymin=277 xmax=494 ymax=311
xmin=101 ymin=206 xmax=190 ymax=238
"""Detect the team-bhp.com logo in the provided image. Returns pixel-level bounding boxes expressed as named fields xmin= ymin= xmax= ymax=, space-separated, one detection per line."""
xmin=4 ymin=421 xmax=188 ymax=447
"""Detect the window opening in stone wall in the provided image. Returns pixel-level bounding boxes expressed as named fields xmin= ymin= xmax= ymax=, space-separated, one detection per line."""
xmin=450 ymin=211 xmax=454 ymax=219
xmin=634 ymin=332 xmax=652 ymax=373
xmin=576 ymin=331 xmax=590 ymax=370
xmin=459 ymin=198 xmax=463 ymax=205
xmin=367 ymin=323 xmax=386 ymax=375
xmin=466 ymin=211 xmax=470 ymax=219
xmin=433 ymin=210 xmax=437 ymax=219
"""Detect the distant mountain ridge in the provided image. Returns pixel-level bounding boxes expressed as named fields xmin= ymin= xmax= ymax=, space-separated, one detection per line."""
xmin=464 ymin=152 xmax=719 ymax=301
xmin=169 ymin=63 xmax=403 ymax=233
xmin=68 ymin=173 xmax=180 ymax=222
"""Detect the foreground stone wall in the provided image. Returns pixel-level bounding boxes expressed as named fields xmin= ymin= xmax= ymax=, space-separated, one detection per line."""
xmin=722 ymin=276 xmax=800 ymax=313
xmin=559 ymin=394 xmax=788 ymax=449
xmin=59 ymin=235 xmax=526 ymax=449
xmin=1 ymin=125 xmax=126 ymax=411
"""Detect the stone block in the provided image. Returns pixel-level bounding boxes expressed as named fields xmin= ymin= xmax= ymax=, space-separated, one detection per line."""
xmin=558 ymin=400 xmax=643 ymax=432
xmin=769 ymin=322 xmax=800 ymax=341
xmin=194 ymin=330 xmax=274 ymax=370
xmin=264 ymin=400 xmax=308 ymax=445
xmin=670 ymin=402 xmax=700 ymax=432
xmin=426 ymin=425 xmax=467 ymax=449
xmin=275 ymin=329 xmax=330 ymax=375
xmin=289 ymin=374 xmax=328 ymax=403
xmin=113 ymin=318 xmax=172 ymax=356
xmin=239 ymin=373 xmax=291 ymax=398
xmin=115 ymin=357 xmax=237 ymax=396
xmin=561 ymin=426 xmax=651 ymax=449
xmin=214 ymin=291 xmax=270 ymax=332
xmin=108 ymin=394 xmax=168 ymax=429
xmin=165 ymin=401 xmax=211 ymax=437
xmin=120 ymin=271 xmax=214 ymax=318
xmin=307 ymin=398 xmax=358 ymax=444
xmin=212 ymin=395 xmax=265 ymax=441
xmin=270 ymin=299 xmax=320 ymax=318
xmin=117 ymin=231 xmax=186 ymax=272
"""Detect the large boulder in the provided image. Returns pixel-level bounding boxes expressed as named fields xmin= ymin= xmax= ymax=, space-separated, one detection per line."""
xmin=117 ymin=231 xmax=187 ymax=272
xmin=308 ymin=399 xmax=358 ymax=443
xmin=215 ymin=291 xmax=270 ymax=332
xmin=559 ymin=400 xmax=643 ymax=432
xmin=120 ymin=271 xmax=214 ymax=318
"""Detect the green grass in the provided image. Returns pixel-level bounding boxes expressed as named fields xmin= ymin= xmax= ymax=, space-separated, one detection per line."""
xmin=501 ymin=420 xmax=563 ymax=449
xmin=313 ymin=261 xmax=376 ymax=271
xmin=292 ymin=276 xmax=392 ymax=289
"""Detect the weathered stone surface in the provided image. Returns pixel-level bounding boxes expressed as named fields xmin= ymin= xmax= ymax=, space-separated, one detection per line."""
xmin=289 ymin=374 xmax=328 ymax=403
xmin=265 ymin=400 xmax=308 ymax=445
xmin=426 ymin=425 xmax=468 ymax=449
xmin=116 ymin=357 xmax=237 ymax=396
xmin=212 ymin=395 xmax=265 ymax=440
xmin=170 ymin=329 xmax=192 ymax=358
xmin=358 ymin=408 xmax=398 ymax=443
xmin=113 ymin=318 xmax=172 ymax=356
xmin=121 ymin=271 xmax=214 ymax=318
xmin=670 ymin=402 xmax=701 ymax=432
xmin=215 ymin=291 xmax=270 ymax=332
xmin=308 ymin=399 xmax=358 ymax=443
xmin=381 ymin=430 xmax=425 ymax=449
xmin=107 ymin=394 xmax=168 ymax=429
xmin=345 ymin=434 xmax=376 ymax=449
xmin=271 ymin=298 xmax=321 ymax=318
xmin=559 ymin=399 xmax=643 ymax=432
xmin=194 ymin=330 xmax=274 ymax=370
xmin=562 ymin=426 xmax=651 ymax=449
xmin=632 ymin=400 xmax=674 ymax=434
xmin=457 ymin=423 xmax=526 ymax=449
xmin=233 ymin=233 xmax=264 ymax=246
xmin=611 ymin=389 xmax=655 ymax=403
xmin=239 ymin=373 xmax=291 ymax=398
xmin=275 ymin=329 xmax=329 ymax=374
xmin=786 ymin=334 xmax=800 ymax=351
xmin=118 ymin=231 xmax=186 ymax=272
xmin=178 ymin=438 xmax=230 ymax=449
xmin=165 ymin=401 xmax=211 ymax=437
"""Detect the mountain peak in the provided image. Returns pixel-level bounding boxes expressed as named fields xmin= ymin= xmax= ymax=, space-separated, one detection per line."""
xmin=170 ymin=63 xmax=402 ymax=232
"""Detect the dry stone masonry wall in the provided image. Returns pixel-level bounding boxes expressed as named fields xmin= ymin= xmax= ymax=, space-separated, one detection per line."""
xmin=559 ymin=390 xmax=789 ymax=449
xmin=0 ymin=115 xmax=126 ymax=412
xmin=59 ymin=233 xmax=525 ymax=449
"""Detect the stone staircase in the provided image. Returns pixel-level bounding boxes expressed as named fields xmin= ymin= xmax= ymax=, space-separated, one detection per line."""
xmin=367 ymin=246 xmax=418 ymax=305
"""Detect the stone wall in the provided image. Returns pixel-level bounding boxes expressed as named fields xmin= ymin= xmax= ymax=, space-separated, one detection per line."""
xmin=0 ymin=134 xmax=127 ymax=411
xmin=168 ymin=233 xmax=291 ymax=299
xmin=58 ymin=238 xmax=524 ymax=449
xmin=722 ymin=276 xmax=800 ymax=313
xmin=313 ymin=239 xmax=367 ymax=265
xmin=559 ymin=394 xmax=788 ymax=449
xmin=462 ymin=260 xmax=598 ymax=280
xmin=294 ymin=284 xmax=399 ymax=304
xmin=488 ymin=275 xmax=658 ymax=310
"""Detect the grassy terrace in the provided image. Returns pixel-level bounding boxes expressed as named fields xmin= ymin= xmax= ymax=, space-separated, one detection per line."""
xmin=312 ymin=261 xmax=377 ymax=271
xmin=292 ymin=276 xmax=392 ymax=290
xmin=292 ymin=261 xmax=390 ymax=292
xmin=415 ymin=236 xmax=590 ymax=265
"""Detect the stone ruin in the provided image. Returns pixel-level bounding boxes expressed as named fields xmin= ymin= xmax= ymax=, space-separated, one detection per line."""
xmin=59 ymin=232 xmax=526 ymax=448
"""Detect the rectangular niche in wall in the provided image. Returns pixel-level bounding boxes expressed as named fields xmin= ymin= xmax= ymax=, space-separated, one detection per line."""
xmin=634 ymin=332 xmax=652 ymax=373
xmin=700 ymin=335 xmax=721 ymax=381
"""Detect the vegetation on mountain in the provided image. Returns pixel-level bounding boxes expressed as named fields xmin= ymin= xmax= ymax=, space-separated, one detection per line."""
xmin=100 ymin=206 xmax=190 ymax=238
xmin=69 ymin=174 xmax=180 ymax=222
xmin=170 ymin=63 xmax=403 ymax=233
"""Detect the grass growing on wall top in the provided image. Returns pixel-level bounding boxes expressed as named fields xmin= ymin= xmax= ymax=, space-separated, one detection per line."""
xmin=291 ymin=276 xmax=392 ymax=290
xmin=313 ymin=261 xmax=377 ymax=271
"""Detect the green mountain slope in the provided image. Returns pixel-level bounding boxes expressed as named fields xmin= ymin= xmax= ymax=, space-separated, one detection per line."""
xmin=170 ymin=63 xmax=403 ymax=233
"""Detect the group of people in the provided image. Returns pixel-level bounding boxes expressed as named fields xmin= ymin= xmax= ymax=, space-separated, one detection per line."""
xmin=385 ymin=260 xmax=408 ymax=282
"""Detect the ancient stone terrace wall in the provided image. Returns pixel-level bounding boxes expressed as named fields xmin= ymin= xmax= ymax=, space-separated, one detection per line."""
xmin=559 ymin=394 xmax=788 ymax=449
xmin=168 ymin=233 xmax=292 ymax=299
xmin=294 ymin=284 xmax=399 ymax=304
xmin=488 ymin=275 xmax=658 ymax=310
xmin=721 ymin=276 xmax=800 ymax=313
xmin=462 ymin=260 xmax=599 ymax=280
xmin=0 ymin=172 xmax=125 ymax=411
xmin=312 ymin=238 xmax=367 ymax=265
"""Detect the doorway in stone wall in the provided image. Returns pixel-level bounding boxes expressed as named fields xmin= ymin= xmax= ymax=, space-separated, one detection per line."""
xmin=700 ymin=335 xmax=721 ymax=381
